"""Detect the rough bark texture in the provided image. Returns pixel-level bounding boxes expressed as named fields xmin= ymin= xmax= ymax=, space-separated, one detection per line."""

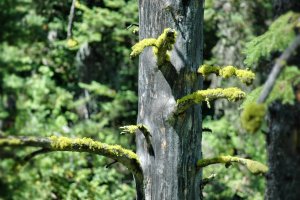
xmin=265 ymin=102 xmax=300 ymax=200
xmin=136 ymin=1 xmax=203 ymax=200
xmin=265 ymin=1 xmax=300 ymax=199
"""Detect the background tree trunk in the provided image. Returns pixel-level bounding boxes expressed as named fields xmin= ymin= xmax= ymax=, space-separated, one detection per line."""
xmin=266 ymin=103 xmax=300 ymax=200
xmin=136 ymin=1 xmax=204 ymax=199
xmin=265 ymin=1 xmax=300 ymax=199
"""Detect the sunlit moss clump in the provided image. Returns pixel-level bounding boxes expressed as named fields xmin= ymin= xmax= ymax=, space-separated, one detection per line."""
xmin=241 ymin=102 xmax=266 ymax=133
xmin=130 ymin=38 xmax=157 ymax=58
xmin=198 ymin=64 xmax=255 ymax=85
xmin=66 ymin=38 xmax=79 ymax=48
xmin=130 ymin=28 xmax=177 ymax=66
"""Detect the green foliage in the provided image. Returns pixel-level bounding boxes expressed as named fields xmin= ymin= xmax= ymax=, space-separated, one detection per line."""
xmin=0 ymin=0 xmax=138 ymax=199
xmin=201 ymin=1 xmax=273 ymax=198
xmin=242 ymin=66 xmax=300 ymax=107
xmin=202 ymin=117 xmax=266 ymax=199
xmin=244 ymin=12 xmax=300 ymax=67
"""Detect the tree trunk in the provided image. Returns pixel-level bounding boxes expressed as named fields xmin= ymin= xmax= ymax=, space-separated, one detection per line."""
xmin=136 ymin=1 xmax=204 ymax=200
xmin=265 ymin=2 xmax=300 ymax=199
xmin=266 ymin=102 xmax=300 ymax=200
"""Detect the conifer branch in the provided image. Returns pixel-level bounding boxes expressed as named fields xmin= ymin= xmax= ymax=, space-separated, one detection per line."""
xmin=197 ymin=155 xmax=268 ymax=175
xmin=241 ymin=35 xmax=300 ymax=133
xmin=257 ymin=34 xmax=300 ymax=103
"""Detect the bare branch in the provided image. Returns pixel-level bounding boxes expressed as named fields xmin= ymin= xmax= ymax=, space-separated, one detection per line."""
xmin=197 ymin=155 xmax=268 ymax=175
xmin=67 ymin=0 xmax=76 ymax=39
xmin=257 ymin=34 xmax=300 ymax=103
xmin=22 ymin=148 xmax=52 ymax=164
xmin=105 ymin=160 xmax=118 ymax=168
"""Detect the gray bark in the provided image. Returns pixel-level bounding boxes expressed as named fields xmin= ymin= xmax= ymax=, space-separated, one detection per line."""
xmin=136 ymin=1 xmax=204 ymax=200
xmin=265 ymin=102 xmax=300 ymax=200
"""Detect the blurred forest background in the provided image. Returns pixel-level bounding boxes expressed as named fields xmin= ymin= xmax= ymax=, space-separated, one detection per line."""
xmin=0 ymin=0 xmax=299 ymax=199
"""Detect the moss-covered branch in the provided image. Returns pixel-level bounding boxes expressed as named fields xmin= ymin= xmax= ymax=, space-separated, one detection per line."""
xmin=0 ymin=135 xmax=145 ymax=199
xmin=130 ymin=28 xmax=177 ymax=66
xmin=176 ymin=87 xmax=246 ymax=114
xmin=197 ymin=155 xmax=268 ymax=175
xmin=198 ymin=64 xmax=255 ymax=85
xmin=0 ymin=136 xmax=142 ymax=178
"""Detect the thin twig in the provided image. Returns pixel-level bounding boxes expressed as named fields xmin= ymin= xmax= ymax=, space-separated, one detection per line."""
xmin=22 ymin=148 xmax=52 ymax=164
xmin=105 ymin=160 xmax=118 ymax=168
xmin=67 ymin=0 xmax=76 ymax=39
xmin=257 ymin=34 xmax=300 ymax=103
xmin=200 ymin=174 xmax=217 ymax=189
xmin=202 ymin=127 xmax=212 ymax=133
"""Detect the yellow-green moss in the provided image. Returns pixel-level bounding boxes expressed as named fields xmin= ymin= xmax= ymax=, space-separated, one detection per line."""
xmin=198 ymin=65 xmax=255 ymax=85
xmin=0 ymin=138 xmax=22 ymax=146
xmin=120 ymin=125 xmax=140 ymax=134
xmin=245 ymin=159 xmax=269 ymax=175
xmin=177 ymin=87 xmax=245 ymax=105
xmin=197 ymin=64 xmax=220 ymax=75
xmin=153 ymin=28 xmax=177 ymax=66
xmin=130 ymin=28 xmax=177 ymax=66
xmin=235 ymin=69 xmax=256 ymax=85
xmin=197 ymin=155 xmax=268 ymax=175
xmin=49 ymin=136 xmax=139 ymax=161
xmin=241 ymin=102 xmax=266 ymax=133
xmin=120 ymin=124 xmax=151 ymax=137
xmin=220 ymin=66 xmax=236 ymax=78
xmin=130 ymin=38 xmax=156 ymax=58
xmin=176 ymin=87 xmax=245 ymax=113
xmin=66 ymin=38 xmax=79 ymax=48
